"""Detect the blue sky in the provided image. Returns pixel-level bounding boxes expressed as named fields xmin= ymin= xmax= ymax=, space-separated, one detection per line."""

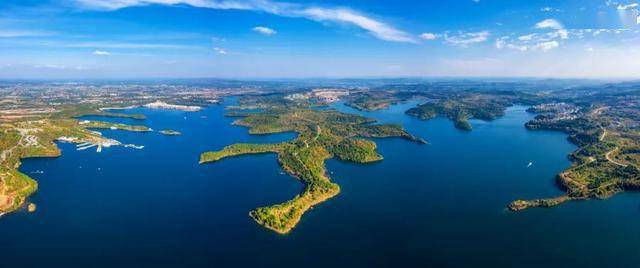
xmin=0 ymin=0 xmax=639 ymax=79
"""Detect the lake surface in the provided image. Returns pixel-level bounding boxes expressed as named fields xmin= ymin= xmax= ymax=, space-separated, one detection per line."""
xmin=2 ymin=99 xmax=640 ymax=267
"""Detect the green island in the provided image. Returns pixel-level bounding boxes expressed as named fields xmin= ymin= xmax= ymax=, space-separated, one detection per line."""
xmin=51 ymin=104 xmax=146 ymax=120
xmin=81 ymin=120 xmax=152 ymax=132
xmin=96 ymin=111 xmax=146 ymax=120
xmin=404 ymin=93 xmax=514 ymax=131
xmin=160 ymin=130 xmax=181 ymax=136
xmin=200 ymin=99 xmax=425 ymax=234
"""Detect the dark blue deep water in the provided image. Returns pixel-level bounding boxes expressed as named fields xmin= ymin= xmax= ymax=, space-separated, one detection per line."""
xmin=2 ymin=99 xmax=640 ymax=267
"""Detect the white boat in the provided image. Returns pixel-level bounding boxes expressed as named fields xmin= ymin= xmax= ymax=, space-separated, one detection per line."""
xmin=124 ymin=144 xmax=144 ymax=150
xmin=527 ymin=162 xmax=533 ymax=168
xmin=77 ymin=144 xmax=97 ymax=151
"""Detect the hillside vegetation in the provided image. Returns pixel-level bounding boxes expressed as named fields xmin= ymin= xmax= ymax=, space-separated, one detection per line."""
xmin=200 ymin=100 xmax=425 ymax=234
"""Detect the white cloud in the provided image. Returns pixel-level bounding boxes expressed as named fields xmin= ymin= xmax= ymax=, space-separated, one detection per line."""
xmin=540 ymin=7 xmax=561 ymax=12
xmin=92 ymin=50 xmax=111 ymax=56
xmin=533 ymin=41 xmax=559 ymax=51
xmin=299 ymin=7 xmax=416 ymax=43
xmin=74 ymin=0 xmax=258 ymax=10
xmin=74 ymin=0 xmax=416 ymax=43
xmin=508 ymin=44 xmax=528 ymax=51
xmin=548 ymin=29 xmax=569 ymax=39
xmin=445 ymin=31 xmax=490 ymax=47
xmin=496 ymin=28 xmax=570 ymax=53
xmin=535 ymin=19 xmax=564 ymax=30
xmin=67 ymin=41 xmax=193 ymax=49
xmin=495 ymin=38 xmax=506 ymax=49
xmin=252 ymin=26 xmax=277 ymax=36
xmin=617 ymin=3 xmax=639 ymax=10
xmin=419 ymin=33 xmax=438 ymax=40
xmin=34 ymin=64 xmax=66 ymax=69
xmin=518 ymin=34 xmax=535 ymax=41
xmin=33 ymin=64 xmax=86 ymax=70
xmin=605 ymin=0 xmax=617 ymax=6
xmin=0 ymin=38 xmax=200 ymax=50
xmin=213 ymin=47 xmax=227 ymax=55
xmin=495 ymin=37 xmax=528 ymax=51
xmin=0 ymin=30 xmax=54 ymax=38
xmin=496 ymin=40 xmax=558 ymax=52
xmin=211 ymin=36 xmax=226 ymax=42
xmin=497 ymin=27 xmax=637 ymax=54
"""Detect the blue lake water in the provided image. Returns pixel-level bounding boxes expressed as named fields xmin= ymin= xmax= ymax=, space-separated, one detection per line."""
xmin=2 ymin=100 xmax=640 ymax=267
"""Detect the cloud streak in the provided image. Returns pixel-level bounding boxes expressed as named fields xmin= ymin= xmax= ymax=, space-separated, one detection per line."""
xmin=494 ymin=19 xmax=571 ymax=52
xmin=64 ymin=41 xmax=195 ymax=49
xmin=444 ymin=31 xmax=490 ymax=47
xmin=253 ymin=26 xmax=277 ymax=36
xmin=419 ymin=33 xmax=438 ymax=40
xmin=92 ymin=50 xmax=111 ymax=55
xmin=74 ymin=0 xmax=416 ymax=43
xmin=0 ymin=30 xmax=55 ymax=38
xmin=535 ymin=19 xmax=564 ymax=30
xmin=213 ymin=47 xmax=227 ymax=55
xmin=617 ymin=3 xmax=639 ymax=10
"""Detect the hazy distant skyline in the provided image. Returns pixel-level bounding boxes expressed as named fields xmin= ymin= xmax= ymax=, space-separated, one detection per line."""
xmin=1 ymin=0 xmax=639 ymax=79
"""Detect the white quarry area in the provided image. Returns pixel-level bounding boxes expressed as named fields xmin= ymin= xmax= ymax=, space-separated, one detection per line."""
xmin=143 ymin=101 xmax=201 ymax=112
xmin=284 ymin=90 xmax=349 ymax=103
xmin=284 ymin=93 xmax=309 ymax=101
xmin=312 ymin=89 xmax=349 ymax=103
xmin=57 ymin=136 xmax=79 ymax=142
